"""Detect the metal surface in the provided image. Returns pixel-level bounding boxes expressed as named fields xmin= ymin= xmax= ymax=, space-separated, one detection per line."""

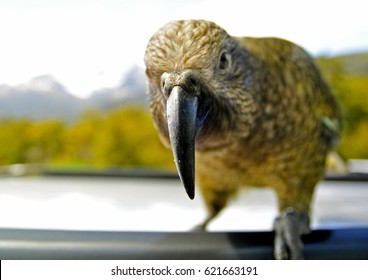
xmin=0 ymin=170 xmax=367 ymax=260
xmin=0 ymin=227 xmax=367 ymax=259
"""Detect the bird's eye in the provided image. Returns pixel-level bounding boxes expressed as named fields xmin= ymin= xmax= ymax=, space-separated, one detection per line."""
xmin=218 ymin=52 xmax=230 ymax=70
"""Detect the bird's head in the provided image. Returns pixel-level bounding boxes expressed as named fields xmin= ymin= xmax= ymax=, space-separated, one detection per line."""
xmin=144 ymin=20 xmax=258 ymax=199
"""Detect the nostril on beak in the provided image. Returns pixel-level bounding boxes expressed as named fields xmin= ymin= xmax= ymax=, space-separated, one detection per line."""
xmin=189 ymin=78 xmax=197 ymax=88
xmin=161 ymin=72 xmax=170 ymax=98
xmin=161 ymin=73 xmax=168 ymax=90
xmin=183 ymin=71 xmax=200 ymax=94
xmin=160 ymin=71 xmax=200 ymax=98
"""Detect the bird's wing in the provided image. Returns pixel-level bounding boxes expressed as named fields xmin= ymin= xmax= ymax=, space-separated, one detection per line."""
xmin=237 ymin=36 xmax=342 ymax=148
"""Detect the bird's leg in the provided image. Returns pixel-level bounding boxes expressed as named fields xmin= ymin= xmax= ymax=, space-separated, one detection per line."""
xmin=273 ymin=207 xmax=310 ymax=260
xmin=191 ymin=188 xmax=232 ymax=232
xmin=191 ymin=212 xmax=218 ymax=232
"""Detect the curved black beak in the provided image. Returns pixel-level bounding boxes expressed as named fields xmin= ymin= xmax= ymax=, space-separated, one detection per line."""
xmin=167 ymin=86 xmax=198 ymax=199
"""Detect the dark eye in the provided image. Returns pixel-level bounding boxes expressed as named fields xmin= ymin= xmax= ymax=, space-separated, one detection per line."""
xmin=218 ymin=52 xmax=230 ymax=70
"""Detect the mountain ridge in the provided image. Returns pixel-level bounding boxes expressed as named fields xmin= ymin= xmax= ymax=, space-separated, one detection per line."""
xmin=0 ymin=66 xmax=148 ymax=122
xmin=0 ymin=51 xmax=367 ymax=122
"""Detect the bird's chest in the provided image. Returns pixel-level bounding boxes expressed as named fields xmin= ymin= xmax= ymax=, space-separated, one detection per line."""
xmin=195 ymin=142 xmax=277 ymax=188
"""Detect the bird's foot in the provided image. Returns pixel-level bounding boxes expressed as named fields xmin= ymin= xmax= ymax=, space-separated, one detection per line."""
xmin=191 ymin=224 xmax=207 ymax=232
xmin=273 ymin=208 xmax=310 ymax=260
xmin=190 ymin=215 xmax=215 ymax=232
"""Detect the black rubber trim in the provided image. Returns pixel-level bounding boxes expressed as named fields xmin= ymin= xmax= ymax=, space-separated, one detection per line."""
xmin=41 ymin=168 xmax=368 ymax=182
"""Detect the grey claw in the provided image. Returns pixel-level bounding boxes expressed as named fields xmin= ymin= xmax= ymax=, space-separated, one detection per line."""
xmin=191 ymin=224 xmax=207 ymax=232
xmin=273 ymin=208 xmax=309 ymax=260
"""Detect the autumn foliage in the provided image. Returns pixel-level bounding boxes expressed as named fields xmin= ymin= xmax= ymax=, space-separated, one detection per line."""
xmin=0 ymin=107 xmax=175 ymax=170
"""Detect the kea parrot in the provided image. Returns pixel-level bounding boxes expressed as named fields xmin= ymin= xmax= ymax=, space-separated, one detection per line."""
xmin=144 ymin=20 xmax=341 ymax=259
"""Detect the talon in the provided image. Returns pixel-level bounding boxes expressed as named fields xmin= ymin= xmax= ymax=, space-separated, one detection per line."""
xmin=274 ymin=208 xmax=310 ymax=260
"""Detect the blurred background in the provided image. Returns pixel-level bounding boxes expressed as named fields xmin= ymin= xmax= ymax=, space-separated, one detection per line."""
xmin=0 ymin=0 xmax=367 ymax=171
xmin=0 ymin=0 xmax=367 ymax=232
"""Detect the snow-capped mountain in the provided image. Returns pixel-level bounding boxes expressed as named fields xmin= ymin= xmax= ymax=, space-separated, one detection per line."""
xmin=17 ymin=75 xmax=70 ymax=95
xmin=0 ymin=66 xmax=148 ymax=122
xmin=87 ymin=65 xmax=148 ymax=109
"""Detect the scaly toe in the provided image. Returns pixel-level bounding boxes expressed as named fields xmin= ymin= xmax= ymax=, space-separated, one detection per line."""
xmin=273 ymin=208 xmax=309 ymax=260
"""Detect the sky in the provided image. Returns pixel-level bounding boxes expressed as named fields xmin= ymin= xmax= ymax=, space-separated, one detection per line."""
xmin=0 ymin=0 xmax=367 ymax=98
